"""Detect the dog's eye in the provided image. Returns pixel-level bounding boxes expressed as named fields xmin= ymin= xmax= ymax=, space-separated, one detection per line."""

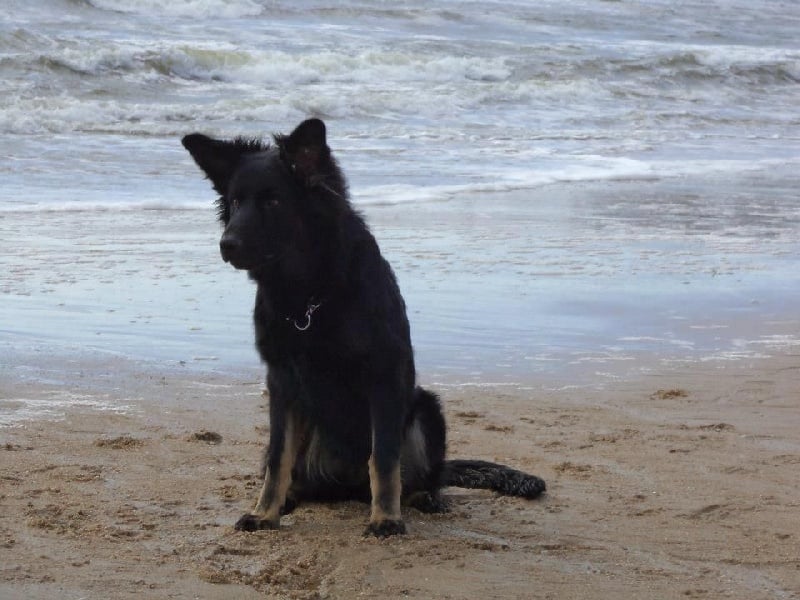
xmin=267 ymin=198 xmax=280 ymax=208
xmin=230 ymin=197 xmax=240 ymax=210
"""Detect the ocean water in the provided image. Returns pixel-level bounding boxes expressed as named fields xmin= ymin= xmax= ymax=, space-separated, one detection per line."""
xmin=2 ymin=0 xmax=800 ymax=405
xmin=3 ymin=0 xmax=799 ymax=209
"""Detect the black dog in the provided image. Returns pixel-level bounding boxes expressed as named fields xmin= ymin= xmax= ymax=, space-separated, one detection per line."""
xmin=182 ymin=119 xmax=545 ymax=537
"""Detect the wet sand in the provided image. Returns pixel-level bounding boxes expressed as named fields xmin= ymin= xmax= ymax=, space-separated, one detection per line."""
xmin=3 ymin=177 xmax=799 ymax=388
xmin=1 ymin=350 xmax=799 ymax=599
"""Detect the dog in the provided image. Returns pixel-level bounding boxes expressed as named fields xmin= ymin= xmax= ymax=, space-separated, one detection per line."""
xmin=182 ymin=118 xmax=545 ymax=537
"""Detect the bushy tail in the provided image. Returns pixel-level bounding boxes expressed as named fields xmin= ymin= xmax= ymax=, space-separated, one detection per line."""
xmin=443 ymin=459 xmax=546 ymax=499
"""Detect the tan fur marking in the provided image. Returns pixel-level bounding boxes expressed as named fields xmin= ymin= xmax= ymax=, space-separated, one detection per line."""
xmin=400 ymin=420 xmax=428 ymax=480
xmin=368 ymin=455 xmax=402 ymax=523
xmin=253 ymin=415 xmax=297 ymax=522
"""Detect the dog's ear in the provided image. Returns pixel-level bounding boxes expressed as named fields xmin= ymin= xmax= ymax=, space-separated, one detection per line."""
xmin=182 ymin=134 xmax=251 ymax=196
xmin=278 ymin=118 xmax=330 ymax=183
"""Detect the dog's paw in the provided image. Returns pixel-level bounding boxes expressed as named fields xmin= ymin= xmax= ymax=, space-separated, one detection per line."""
xmin=234 ymin=513 xmax=279 ymax=532
xmin=280 ymin=495 xmax=298 ymax=516
xmin=363 ymin=519 xmax=407 ymax=538
xmin=405 ymin=491 xmax=450 ymax=514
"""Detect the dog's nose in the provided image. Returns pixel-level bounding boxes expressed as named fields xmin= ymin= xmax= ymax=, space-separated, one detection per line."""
xmin=219 ymin=234 xmax=241 ymax=262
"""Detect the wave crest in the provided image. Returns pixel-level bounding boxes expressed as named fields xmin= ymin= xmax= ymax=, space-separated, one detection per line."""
xmin=84 ymin=0 xmax=264 ymax=18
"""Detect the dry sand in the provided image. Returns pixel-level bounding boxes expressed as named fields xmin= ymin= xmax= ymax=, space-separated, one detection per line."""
xmin=1 ymin=352 xmax=799 ymax=599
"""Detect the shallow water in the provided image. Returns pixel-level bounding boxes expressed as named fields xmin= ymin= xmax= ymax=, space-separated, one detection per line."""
xmin=2 ymin=173 xmax=797 ymax=392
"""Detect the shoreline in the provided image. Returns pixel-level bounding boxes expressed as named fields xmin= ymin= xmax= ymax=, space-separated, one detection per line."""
xmin=2 ymin=349 xmax=799 ymax=598
xmin=3 ymin=176 xmax=799 ymax=392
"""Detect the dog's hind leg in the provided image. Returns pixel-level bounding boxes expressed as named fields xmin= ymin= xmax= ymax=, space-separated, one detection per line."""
xmin=401 ymin=387 xmax=449 ymax=514
xmin=235 ymin=408 xmax=299 ymax=532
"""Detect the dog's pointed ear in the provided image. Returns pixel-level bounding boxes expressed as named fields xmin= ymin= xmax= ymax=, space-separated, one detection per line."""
xmin=278 ymin=118 xmax=329 ymax=183
xmin=182 ymin=133 xmax=247 ymax=196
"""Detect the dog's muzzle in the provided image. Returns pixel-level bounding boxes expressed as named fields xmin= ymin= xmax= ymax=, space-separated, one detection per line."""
xmin=219 ymin=233 xmax=242 ymax=264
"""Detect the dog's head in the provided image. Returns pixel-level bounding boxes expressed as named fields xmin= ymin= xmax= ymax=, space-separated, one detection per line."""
xmin=182 ymin=118 xmax=346 ymax=272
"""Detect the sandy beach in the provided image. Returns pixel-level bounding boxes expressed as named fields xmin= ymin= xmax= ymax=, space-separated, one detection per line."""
xmin=2 ymin=347 xmax=799 ymax=599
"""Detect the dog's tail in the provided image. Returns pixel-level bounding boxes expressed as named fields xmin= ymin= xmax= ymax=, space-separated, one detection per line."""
xmin=443 ymin=459 xmax=546 ymax=499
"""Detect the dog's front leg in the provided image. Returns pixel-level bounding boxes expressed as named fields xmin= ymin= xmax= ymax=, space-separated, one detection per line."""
xmin=235 ymin=404 xmax=297 ymax=532
xmin=364 ymin=394 xmax=406 ymax=537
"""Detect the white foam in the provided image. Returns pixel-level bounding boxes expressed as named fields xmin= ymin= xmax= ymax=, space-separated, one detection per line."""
xmin=0 ymin=393 xmax=133 ymax=427
xmin=2 ymin=152 xmax=797 ymax=214
xmin=622 ymin=39 xmax=800 ymax=78
xmin=0 ymin=198 xmax=207 ymax=213
xmin=700 ymin=351 xmax=771 ymax=362
xmin=430 ymin=381 xmax=524 ymax=389
xmin=351 ymin=155 xmax=800 ymax=207
xmin=748 ymin=335 xmax=800 ymax=349
xmin=87 ymin=0 xmax=264 ymax=18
